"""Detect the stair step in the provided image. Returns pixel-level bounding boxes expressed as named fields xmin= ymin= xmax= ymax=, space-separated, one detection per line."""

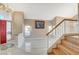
xmin=52 ymin=48 xmax=66 ymax=55
xmin=48 ymin=50 xmax=54 ymax=55
xmin=48 ymin=52 xmax=54 ymax=55
xmin=58 ymin=44 xmax=79 ymax=55
xmin=66 ymin=37 xmax=79 ymax=45
xmin=62 ymin=40 xmax=79 ymax=52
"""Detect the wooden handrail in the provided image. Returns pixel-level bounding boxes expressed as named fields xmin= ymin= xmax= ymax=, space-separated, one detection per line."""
xmin=46 ymin=19 xmax=77 ymax=36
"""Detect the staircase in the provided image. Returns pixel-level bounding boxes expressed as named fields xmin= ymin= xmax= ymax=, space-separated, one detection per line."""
xmin=47 ymin=16 xmax=78 ymax=55
xmin=48 ymin=35 xmax=79 ymax=55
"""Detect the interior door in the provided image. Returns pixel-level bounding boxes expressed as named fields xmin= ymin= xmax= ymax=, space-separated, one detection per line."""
xmin=0 ymin=20 xmax=6 ymax=44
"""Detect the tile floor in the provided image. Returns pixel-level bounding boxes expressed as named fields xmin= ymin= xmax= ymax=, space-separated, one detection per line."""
xmin=0 ymin=36 xmax=48 ymax=55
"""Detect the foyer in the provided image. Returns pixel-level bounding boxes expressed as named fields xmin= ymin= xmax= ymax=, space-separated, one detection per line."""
xmin=0 ymin=3 xmax=78 ymax=55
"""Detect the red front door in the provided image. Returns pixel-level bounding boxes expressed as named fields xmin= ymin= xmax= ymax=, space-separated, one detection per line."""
xmin=0 ymin=20 xmax=6 ymax=44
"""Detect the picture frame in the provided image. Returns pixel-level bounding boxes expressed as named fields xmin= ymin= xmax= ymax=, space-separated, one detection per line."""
xmin=35 ymin=21 xmax=45 ymax=29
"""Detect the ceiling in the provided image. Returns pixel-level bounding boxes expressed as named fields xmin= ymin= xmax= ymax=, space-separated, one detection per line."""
xmin=5 ymin=3 xmax=77 ymax=20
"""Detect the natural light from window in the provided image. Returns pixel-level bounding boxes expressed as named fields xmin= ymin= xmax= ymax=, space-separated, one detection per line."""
xmin=25 ymin=25 xmax=31 ymax=36
xmin=48 ymin=26 xmax=52 ymax=32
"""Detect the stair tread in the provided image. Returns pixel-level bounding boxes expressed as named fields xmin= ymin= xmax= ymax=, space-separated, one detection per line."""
xmin=58 ymin=44 xmax=79 ymax=55
xmin=52 ymin=48 xmax=66 ymax=55
xmin=66 ymin=37 xmax=79 ymax=45
xmin=62 ymin=40 xmax=79 ymax=52
xmin=48 ymin=52 xmax=54 ymax=55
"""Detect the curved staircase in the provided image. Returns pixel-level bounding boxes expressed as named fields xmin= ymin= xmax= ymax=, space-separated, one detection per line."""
xmin=48 ymin=36 xmax=79 ymax=55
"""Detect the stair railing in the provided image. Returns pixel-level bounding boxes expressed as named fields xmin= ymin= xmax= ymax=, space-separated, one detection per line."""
xmin=46 ymin=19 xmax=78 ymax=48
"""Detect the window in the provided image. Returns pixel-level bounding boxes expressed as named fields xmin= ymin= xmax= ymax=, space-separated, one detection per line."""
xmin=25 ymin=25 xmax=31 ymax=36
xmin=0 ymin=15 xmax=4 ymax=19
xmin=48 ymin=26 xmax=52 ymax=32
xmin=6 ymin=21 xmax=11 ymax=40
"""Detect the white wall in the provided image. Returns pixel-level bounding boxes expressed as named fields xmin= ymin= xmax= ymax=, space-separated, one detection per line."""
xmin=5 ymin=3 xmax=77 ymax=20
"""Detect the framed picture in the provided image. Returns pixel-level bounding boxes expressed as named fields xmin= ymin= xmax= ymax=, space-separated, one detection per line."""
xmin=35 ymin=21 xmax=45 ymax=29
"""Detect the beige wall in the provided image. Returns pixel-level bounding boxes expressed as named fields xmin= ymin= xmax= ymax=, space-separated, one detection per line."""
xmin=12 ymin=11 xmax=24 ymax=35
xmin=24 ymin=19 xmax=49 ymax=38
